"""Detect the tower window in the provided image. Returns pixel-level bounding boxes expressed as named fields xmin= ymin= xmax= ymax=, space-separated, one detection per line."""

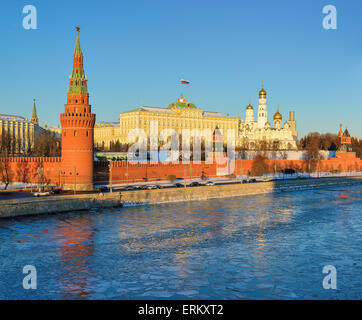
xmin=86 ymin=131 xmax=89 ymax=137
xmin=74 ymin=130 xmax=77 ymax=137
xmin=75 ymin=100 xmax=78 ymax=104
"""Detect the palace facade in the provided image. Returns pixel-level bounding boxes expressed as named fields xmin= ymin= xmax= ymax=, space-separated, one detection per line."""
xmin=0 ymin=100 xmax=45 ymax=154
xmin=94 ymin=84 xmax=298 ymax=150
xmin=94 ymin=122 xmax=120 ymax=149
xmin=118 ymin=92 xmax=239 ymax=145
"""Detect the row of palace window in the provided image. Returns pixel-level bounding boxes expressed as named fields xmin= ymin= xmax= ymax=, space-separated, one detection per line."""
xmin=63 ymin=130 xmax=89 ymax=137
xmin=122 ymin=121 xmax=235 ymax=129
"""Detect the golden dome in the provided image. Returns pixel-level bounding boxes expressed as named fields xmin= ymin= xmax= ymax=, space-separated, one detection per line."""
xmin=246 ymin=104 xmax=253 ymax=110
xmin=273 ymin=108 xmax=282 ymax=120
xmin=259 ymin=88 xmax=266 ymax=97
xmin=259 ymin=81 xmax=266 ymax=97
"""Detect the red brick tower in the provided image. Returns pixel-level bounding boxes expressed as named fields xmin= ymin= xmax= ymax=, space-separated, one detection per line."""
xmin=60 ymin=27 xmax=95 ymax=191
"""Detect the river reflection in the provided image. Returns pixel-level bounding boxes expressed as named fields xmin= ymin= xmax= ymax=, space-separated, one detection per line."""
xmin=0 ymin=185 xmax=361 ymax=299
xmin=52 ymin=216 xmax=95 ymax=299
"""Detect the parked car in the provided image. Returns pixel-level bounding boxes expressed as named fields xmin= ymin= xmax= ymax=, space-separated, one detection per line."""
xmin=99 ymin=186 xmax=109 ymax=192
xmin=146 ymin=185 xmax=157 ymax=190
xmin=33 ymin=191 xmax=51 ymax=197
xmin=205 ymin=181 xmax=215 ymax=186
xmin=248 ymin=178 xmax=257 ymax=183
xmin=191 ymin=181 xmax=201 ymax=187
xmin=50 ymin=188 xmax=62 ymax=194
xmin=155 ymin=185 xmax=163 ymax=189
xmin=175 ymin=183 xmax=184 ymax=188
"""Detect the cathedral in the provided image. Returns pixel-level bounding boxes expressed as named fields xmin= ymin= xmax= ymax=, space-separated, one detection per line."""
xmin=238 ymin=84 xmax=298 ymax=150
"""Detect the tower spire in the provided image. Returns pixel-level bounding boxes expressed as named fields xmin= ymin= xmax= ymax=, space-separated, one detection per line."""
xmin=69 ymin=27 xmax=87 ymax=95
xmin=31 ymin=98 xmax=39 ymax=125
xmin=74 ymin=26 xmax=82 ymax=55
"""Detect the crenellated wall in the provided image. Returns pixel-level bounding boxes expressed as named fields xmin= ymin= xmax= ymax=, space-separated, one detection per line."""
xmin=1 ymin=153 xmax=361 ymax=187
xmin=0 ymin=157 xmax=62 ymax=186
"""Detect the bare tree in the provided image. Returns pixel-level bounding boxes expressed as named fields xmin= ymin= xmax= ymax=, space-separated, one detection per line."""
xmin=0 ymin=131 xmax=14 ymax=189
xmin=33 ymin=132 xmax=61 ymax=157
xmin=251 ymin=152 xmax=269 ymax=176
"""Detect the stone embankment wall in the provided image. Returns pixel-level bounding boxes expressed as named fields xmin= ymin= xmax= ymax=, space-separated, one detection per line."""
xmin=0 ymin=177 xmax=361 ymax=219
xmin=0 ymin=192 xmax=121 ymax=219
xmin=120 ymin=176 xmax=362 ymax=206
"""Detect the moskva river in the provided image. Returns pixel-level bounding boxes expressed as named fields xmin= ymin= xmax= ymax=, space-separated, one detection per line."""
xmin=0 ymin=185 xmax=361 ymax=299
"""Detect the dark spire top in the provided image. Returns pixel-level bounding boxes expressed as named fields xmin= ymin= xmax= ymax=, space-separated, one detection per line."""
xmin=31 ymin=98 xmax=39 ymax=125
xmin=343 ymin=128 xmax=350 ymax=137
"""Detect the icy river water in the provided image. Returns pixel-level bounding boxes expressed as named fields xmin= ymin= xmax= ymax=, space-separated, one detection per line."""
xmin=0 ymin=184 xmax=361 ymax=299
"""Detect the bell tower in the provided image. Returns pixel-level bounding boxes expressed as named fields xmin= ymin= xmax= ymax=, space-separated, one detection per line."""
xmin=60 ymin=27 xmax=95 ymax=191
xmin=257 ymin=81 xmax=268 ymax=129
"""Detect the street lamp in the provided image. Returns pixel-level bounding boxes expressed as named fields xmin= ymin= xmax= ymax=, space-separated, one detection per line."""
xmin=108 ymin=162 xmax=113 ymax=193
xmin=37 ymin=167 xmax=43 ymax=192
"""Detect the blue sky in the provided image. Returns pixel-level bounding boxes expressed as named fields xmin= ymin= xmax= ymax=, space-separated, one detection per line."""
xmin=1 ymin=0 xmax=362 ymax=138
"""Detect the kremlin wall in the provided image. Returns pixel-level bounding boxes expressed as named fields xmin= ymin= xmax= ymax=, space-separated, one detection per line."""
xmin=2 ymin=155 xmax=362 ymax=189
xmin=1 ymin=30 xmax=362 ymax=191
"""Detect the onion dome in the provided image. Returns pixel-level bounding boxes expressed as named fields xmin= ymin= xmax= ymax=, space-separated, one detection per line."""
xmin=273 ymin=108 xmax=282 ymax=120
xmin=259 ymin=81 xmax=266 ymax=98
xmin=246 ymin=103 xmax=253 ymax=110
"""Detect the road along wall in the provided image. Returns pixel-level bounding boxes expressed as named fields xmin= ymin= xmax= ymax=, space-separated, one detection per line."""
xmin=120 ymin=176 xmax=362 ymax=206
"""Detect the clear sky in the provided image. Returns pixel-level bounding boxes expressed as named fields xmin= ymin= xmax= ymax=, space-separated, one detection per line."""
xmin=1 ymin=0 xmax=362 ymax=138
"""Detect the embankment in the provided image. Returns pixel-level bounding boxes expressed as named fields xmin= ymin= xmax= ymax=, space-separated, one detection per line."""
xmin=0 ymin=192 xmax=121 ymax=219
xmin=0 ymin=177 xmax=361 ymax=219
xmin=120 ymin=176 xmax=362 ymax=205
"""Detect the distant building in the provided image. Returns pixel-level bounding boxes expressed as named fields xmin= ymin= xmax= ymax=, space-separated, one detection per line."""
xmin=0 ymin=100 xmax=45 ymax=154
xmin=94 ymin=122 xmax=120 ymax=150
xmin=337 ymin=124 xmax=353 ymax=153
xmin=238 ymin=84 xmax=298 ymax=150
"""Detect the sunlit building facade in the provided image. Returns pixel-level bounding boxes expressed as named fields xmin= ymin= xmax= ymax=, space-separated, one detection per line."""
xmin=0 ymin=100 xmax=45 ymax=154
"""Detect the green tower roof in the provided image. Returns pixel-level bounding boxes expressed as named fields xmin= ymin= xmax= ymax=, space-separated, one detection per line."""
xmin=68 ymin=27 xmax=88 ymax=94
xmin=74 ymin=27 xmax=82 ymax=55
